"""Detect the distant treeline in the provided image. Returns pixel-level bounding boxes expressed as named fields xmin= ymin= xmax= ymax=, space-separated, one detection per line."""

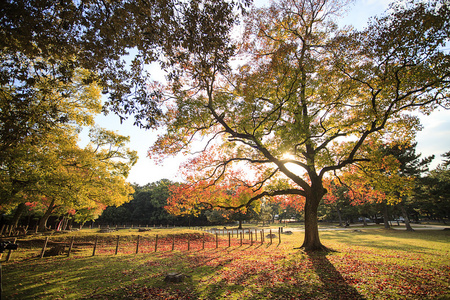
xmin=96 ymin=179 xmax=209 ymax=227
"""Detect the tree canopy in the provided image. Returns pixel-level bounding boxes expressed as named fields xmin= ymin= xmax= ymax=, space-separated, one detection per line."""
xmin=1 ymin=0 xmax=251 ymax=129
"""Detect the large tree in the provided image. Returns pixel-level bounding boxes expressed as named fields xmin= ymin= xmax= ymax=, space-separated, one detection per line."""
xmin=0 ymin=68 xmax=103 ymax=222
xmin=0 ymin=65 xmax=137 ymax=230
xmin=150 ymin=0 xmax=450 ymax=250
xmin=35 ymin=127 xmax=137 ymax=231
xmin=1 ymin=0 xmax=248 ymax=227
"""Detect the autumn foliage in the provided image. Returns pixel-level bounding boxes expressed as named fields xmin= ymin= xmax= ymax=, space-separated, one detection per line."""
xmin=152 ymin=0 xmax=449 ymax=250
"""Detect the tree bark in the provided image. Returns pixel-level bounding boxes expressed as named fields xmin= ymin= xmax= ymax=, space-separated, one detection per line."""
xmin=336 ymin=205 xmax=343 ymax=227
xmin=383 ymin=203 xmax=390 ymax=229
xmin=38 ymin=199 xmax=56 ymax=232
xmin=399 ymin=203 xmax=414 ymax=231
xmin=301 ymin=187 xmax=327 ymax=251
xmin=11 ymin=202 xmax=26 ymax=228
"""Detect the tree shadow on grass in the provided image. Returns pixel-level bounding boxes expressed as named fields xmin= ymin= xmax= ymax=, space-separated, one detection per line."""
xmin=307 ymin=251 xmax=365 ymax=300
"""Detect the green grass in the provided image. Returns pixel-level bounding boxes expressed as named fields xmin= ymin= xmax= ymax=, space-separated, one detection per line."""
xmin=2 ymin=228 xmax=449 ymax=299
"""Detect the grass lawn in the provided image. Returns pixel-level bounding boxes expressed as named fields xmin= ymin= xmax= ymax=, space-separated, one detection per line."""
xmin=1 ymin=228 xmax=449 ymax=299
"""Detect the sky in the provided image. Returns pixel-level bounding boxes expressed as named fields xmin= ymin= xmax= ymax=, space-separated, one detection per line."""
xmin=82 ymin=0 xmax=450 ymax=186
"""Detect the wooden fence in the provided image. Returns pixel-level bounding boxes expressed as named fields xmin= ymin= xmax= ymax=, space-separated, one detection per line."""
xmin=1 ymin=228 xmax=285 ymax=261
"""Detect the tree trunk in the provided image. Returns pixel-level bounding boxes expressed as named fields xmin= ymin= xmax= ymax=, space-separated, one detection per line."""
xmin=399 ymin=203 xmax=414 ymax=231
xmin=301 ymin=192 xmax=327 ymax=251
xmin=38 ymin=199 xmax=56 ymax=232
xmin=237 ymin=219 xmax=243 ymax=229
xmin=11 ymin=202 xmax=26 ymax=228
xmin=335 ymin=205 xmax=343 ymax=227
xmin=383 ymin=203 xmax=390 ymax=229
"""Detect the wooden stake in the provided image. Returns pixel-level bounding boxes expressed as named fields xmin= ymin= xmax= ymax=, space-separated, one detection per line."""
xmin=40 ymin=237 xmax=49 ymax=259
xmin=202 ymin=233 xmax=205 ymax=250
xmin=92 ymin=236 xmax=98 ymax=256
xmin=67 ymin=236 xmax=75 ymax=257
xmin=154 ymin=235 xmax=158 ymax=252
xmin=278 ymin=227 xmax=281 ymax=244
xmin=172 ymin=235 xmax=175 ymax=251
xmin=136 ymin=235 xmax=140 ymax=254
xmin=115 ymin=236 xmax=120 ymax=255
xmin=6 ymin=238 xmax=17 ymax=261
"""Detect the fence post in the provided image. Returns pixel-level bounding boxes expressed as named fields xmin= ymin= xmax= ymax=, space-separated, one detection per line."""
xmin=6 ymin=238 xmax=17 ymax=261
xmin=215 ymin=233 xmax=218 ymax=249
xmin=278 ymin=227 xmax=281 ymax=244
xmin=136 ymin=235 xmax=141 ymax=254
xmin=67 ymin=236 xmax=75 ymax=257
xmin=40 ymin=237 xmax=49 ymax=259
xmin=261 ymin=230 xmax=263 ymax=245
xmin=270 ymin=229 xmax=273 ymax=244
xmin=202 ymin=233 xmax=205 ymax=250
xmin=250 ymin=231 xmax=253 ymax=246
xmin=240 ymin=231 xmax=243 ymax=246
xmin=115 ymin=236 xmax=120 ymax=255
xmin=188 ymin=237 xmax=190 ymax=251
xmin=154 ymin=235 xmax=158 ymax=252
xmin=172 ymin=235 xmax=175 ymax=251
xmin=92 ymin=236 xmax=98 ymax=256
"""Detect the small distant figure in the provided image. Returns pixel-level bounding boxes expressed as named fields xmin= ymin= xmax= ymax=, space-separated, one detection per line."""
xmin=345 ymin=221 xmax=350 ymax=228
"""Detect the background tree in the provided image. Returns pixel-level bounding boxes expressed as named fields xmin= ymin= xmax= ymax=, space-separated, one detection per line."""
xmin=321 ymin=181 xmax=356 ymax=226
xmin=257 ymin=201 xmax=275 ymax=225
xmin=151 ymin=0 xmax=450 ymax=250
xmin=33 ymin=127 xmax=136 ymax=231
xmin=0 ymin=68 xmax=103 ymax=226
xmin=0 ymin=67 xmax=137 ymax=230
xmin=379 ymin=143 xmax=434 ymax=230
xmin=97 ymin=179 xmax=177 ymax=226
xmin=415 ymin=151 xmax=450 ymax=223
